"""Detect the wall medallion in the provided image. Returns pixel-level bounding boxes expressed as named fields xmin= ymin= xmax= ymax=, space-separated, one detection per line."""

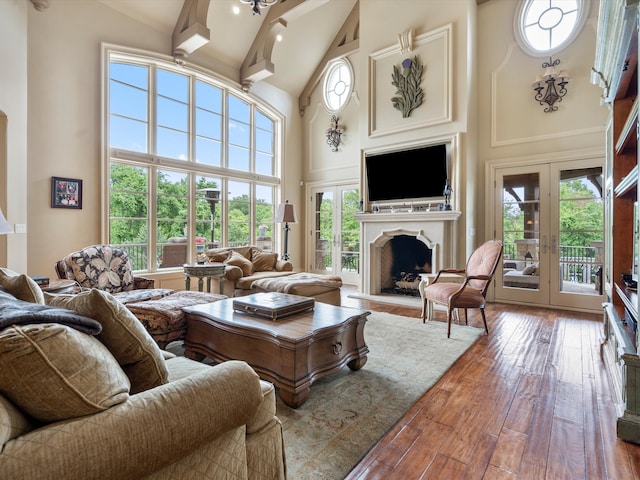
xmin=391 ymin=55 xmax=424 ymax=118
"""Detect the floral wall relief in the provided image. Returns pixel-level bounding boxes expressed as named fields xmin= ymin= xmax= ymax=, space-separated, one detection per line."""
xmin=391 ymin=56 xmax=424 ymax=118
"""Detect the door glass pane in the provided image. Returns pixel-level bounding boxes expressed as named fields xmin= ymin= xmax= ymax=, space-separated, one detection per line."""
xmin=228 ymin=181 xmax=250 ymax=246
xmin=196 ymin=177 xmax=222 ymax=253
xmin=314 ymin=191 xmax=333 ymax=271
xmin=255 ymin=185 xmax=274 ymax=252
xmin=109 ymin=163 xmax=148 ymax=270
xmin=341 ymin=189 xmax=360 ymax=273
xmin=502 ymin=173 xmax=540 ymax=289
xmin=558 ymin=167 xmax=603 ymax=295
xmin=157 ymin=170 xmax=188 ymax=269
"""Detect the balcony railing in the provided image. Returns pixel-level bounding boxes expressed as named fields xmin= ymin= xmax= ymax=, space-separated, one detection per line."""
xmin=503 ymin=242 xmax=602 ymax=289
xmin=113 ymin=241 xmax=263 ymax=271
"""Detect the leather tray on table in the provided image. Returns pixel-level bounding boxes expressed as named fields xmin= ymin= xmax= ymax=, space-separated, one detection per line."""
xmin=232 ymin=292 xmax=315 ymax=320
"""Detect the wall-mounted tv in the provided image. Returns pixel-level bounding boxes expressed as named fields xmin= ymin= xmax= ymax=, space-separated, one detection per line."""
xmin=365 ymin=144 xmax=448 ymax=203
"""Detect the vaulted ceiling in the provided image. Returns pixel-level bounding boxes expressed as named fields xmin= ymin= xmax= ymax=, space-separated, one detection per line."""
xmin=32 ymin=0 xmax=490 ymax=112
xmin=96 ymin=0 xmax=359 ymax=104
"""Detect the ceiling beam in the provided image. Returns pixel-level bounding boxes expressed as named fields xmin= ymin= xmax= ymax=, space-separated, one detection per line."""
xmin=240 ymin=0 xmax=330 ymax=92
xmin=172 ymin=0 xmax=211 ymax=66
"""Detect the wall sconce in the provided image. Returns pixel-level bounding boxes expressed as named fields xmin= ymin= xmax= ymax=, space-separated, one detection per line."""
xmin=533 ymin=57 xmax=569 ymax=113
xmin=325 ymin=115 xmax=344 ymax=152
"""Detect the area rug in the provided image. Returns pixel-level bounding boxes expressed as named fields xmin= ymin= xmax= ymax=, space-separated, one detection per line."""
xmin=347 ymin=292 xmax=422 ymax=308
xmin=277 ymin=311 xmax=483 ymax=480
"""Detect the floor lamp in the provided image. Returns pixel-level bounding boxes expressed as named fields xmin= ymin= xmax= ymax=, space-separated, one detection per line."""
xmin=275 ymin=200 xmax=297 ymax=261
xmin=0 ymin=209 xmax=13 ymax=235
xmin=0 ymin=209 xmax=13 ymax=268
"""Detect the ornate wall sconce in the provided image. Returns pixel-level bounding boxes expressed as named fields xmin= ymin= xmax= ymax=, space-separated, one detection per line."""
xmin=325 ymin=115 xmax=344 ymax=152
xmin=533 ymin=57 xmax=570 ymax=113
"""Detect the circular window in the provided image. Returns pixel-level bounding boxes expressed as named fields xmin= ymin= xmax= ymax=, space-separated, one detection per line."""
xmin=515 ymin=0 xmax=589 ymax=56
xmin=322 ymin=59 xmax=353 ymax=112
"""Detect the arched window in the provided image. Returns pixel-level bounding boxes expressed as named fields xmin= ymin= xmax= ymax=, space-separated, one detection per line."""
xmin=322 ymin=59 xmax=353 ymax=112
xmin=515 ymin=0 xmax=589 ymax=56
xmin=105 ymin=47 xmax=282 ymax=272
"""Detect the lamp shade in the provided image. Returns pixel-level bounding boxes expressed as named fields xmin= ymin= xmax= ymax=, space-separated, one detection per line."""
xmin=0 ymin=209 xmax=13 ymax=234
xmin=275 ymin=201 xmax=297 ymax=224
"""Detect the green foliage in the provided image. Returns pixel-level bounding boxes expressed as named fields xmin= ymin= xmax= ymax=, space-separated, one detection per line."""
xmin=559 ymin=180 xmax=603 ymax=247
xmin=502 ymin=178 xmax=603 ymax=256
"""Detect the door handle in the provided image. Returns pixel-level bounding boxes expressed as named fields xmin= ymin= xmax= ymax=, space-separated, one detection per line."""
xmin=541 ymin=235 xmax=548 ymax=254
xmin=551 ymin=235 xmax=557 ymax=254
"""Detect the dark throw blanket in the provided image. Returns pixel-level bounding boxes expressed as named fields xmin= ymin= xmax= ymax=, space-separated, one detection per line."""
xmin=0 ymin=288 xmax=102 ymax=335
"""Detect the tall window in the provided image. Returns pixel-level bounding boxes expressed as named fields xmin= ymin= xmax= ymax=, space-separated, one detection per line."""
xmin=106 ymin=48 xmax=280 ymax=271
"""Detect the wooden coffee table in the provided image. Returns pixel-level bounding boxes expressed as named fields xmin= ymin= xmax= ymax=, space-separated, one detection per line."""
xmin=182 ymin=298 xmax=370 ymax=408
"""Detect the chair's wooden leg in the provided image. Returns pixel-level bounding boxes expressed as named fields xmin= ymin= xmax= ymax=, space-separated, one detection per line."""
xmin=447 ymin=308 xmax=453 ymax=338
xmin=480 ymin=308 xmax=489 ymax=334
xmin=422 ymin=299 xmax=427 ymax=323
xmin=464 ymin=309 xmax=468 ymax=325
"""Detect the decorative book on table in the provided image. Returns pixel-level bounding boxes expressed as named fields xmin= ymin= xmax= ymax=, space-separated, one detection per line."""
xmin=232 ymin=292 xmax=314 ymax=320
xmin=31 ymin=276 xmax=49 ymax=286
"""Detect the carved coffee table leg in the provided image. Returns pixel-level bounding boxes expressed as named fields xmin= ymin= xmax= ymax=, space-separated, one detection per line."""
xmin=184 ymin=348 xmax=205 ymax=362
xmin=348 ymin=355 xmax=367 ymax=371
xmin=278 ymin=387 xmax=311 ymax=409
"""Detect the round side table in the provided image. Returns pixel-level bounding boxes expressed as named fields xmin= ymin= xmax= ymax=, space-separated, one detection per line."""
xmin=183 ymin=263 xmax=226 ymax=294
xmin=40 ymin=279 xmax=77 ymax=294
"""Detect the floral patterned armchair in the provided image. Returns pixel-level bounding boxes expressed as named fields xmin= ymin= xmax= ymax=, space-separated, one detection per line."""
xmin=54 ymin=245 xmax=174 ymax=304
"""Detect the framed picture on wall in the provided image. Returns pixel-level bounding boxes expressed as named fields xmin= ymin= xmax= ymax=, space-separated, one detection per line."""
xmin=51 ymin=176 xmax=82 ymax=209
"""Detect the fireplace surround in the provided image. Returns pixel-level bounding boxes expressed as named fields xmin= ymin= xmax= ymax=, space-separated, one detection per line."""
xmin=355 ymin=210 xmax=461 ymax=296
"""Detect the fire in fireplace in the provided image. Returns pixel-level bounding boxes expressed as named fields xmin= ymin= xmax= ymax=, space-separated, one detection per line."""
xmin=381 ymin=235 xmax=432 ymax=296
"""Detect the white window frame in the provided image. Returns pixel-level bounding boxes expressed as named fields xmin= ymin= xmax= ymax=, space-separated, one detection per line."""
xmin=102 ymin=44 xmax=283 ymax=272
xmin=514 ymin=0 xmax=590 ymax=57
xmin=322 ymin=58 xmax=354 ymax=113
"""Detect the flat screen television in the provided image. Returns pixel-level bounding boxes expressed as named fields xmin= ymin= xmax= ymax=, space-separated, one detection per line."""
xmin=365 ymin=144 xmax=448 ymax=203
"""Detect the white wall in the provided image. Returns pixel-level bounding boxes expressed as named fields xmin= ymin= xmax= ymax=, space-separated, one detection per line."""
xmin=0 ymin=0 xmax=29 ymax=272
xmin=477 ymin=0 xmax=608 ymax=239
xmin=3 ymin=0 xmax=610 ymax=279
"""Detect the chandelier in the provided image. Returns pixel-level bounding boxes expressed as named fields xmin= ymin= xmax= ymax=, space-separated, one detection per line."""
xmin=240 ymin=0 xmax=278 ymax=15
xmin=532 ymin=57 xmax=570 ymax=113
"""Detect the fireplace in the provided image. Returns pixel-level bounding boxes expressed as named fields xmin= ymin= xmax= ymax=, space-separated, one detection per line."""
xmin=380 ymin=235 xmax=432 ymax=296
xmin=355 ymin=210 xmax=461 ymax=297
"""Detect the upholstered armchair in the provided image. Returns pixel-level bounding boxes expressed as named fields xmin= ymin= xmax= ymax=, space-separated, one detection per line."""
xmin=55 ymin=245 xmax=174 ymax=304
xmin=422 ymin=239 xmax=503 ymax=338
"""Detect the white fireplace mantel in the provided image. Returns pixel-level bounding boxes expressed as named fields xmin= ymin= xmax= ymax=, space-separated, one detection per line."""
xmin=355 ymin=211 xmax=461 ymax=295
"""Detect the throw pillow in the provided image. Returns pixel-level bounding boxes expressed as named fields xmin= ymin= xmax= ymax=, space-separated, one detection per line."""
xmin=45 ymin=289 xmax=168 ymax=394
xmin=0 ymin=323 xmax=130 ymax=423
xmin=0 ymin=289 xmax=101 ymax=335
xmin=252 ymin=250 xmax=278 ymax=272
xmin=225 ymin=251 xmax=255 ymax=276
xmin=0 ymin=269 xmax=44 ymax=304
xmin=208 ymin=250 xmax=231 ymax=263
xmin=522 ymin=264 xmax=538 ymax=276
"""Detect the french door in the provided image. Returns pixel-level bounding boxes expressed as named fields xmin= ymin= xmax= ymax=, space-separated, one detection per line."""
xmin=493 ymin=159 xmax=604 ymax=311
xmin=307 ymin=183 xmax=360 ymax=285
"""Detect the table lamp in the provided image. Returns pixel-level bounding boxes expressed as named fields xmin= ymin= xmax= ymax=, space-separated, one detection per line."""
xmin=275 ymin=200 xmax=297 ymax=261
xmin=0 ymin=208 xmax=13 ymax=234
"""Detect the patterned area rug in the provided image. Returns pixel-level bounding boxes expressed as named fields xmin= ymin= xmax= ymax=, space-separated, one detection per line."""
xmin=278 ymin=311 xmax=482 ymax=480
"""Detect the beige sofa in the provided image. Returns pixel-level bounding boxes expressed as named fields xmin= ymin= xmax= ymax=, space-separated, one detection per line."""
xmin=0 ymin=269 xmax=286 ymax=480
xmin=206 ymin=245 xmax=294 ymax=297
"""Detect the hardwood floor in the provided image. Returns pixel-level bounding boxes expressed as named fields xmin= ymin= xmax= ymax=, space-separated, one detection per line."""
xmin=339 ymin=287 xmax=640 ymax=480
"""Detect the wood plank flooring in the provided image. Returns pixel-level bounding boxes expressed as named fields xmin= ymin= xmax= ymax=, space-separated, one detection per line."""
xmin=339 ymin=287 xmax=640 ymax=480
